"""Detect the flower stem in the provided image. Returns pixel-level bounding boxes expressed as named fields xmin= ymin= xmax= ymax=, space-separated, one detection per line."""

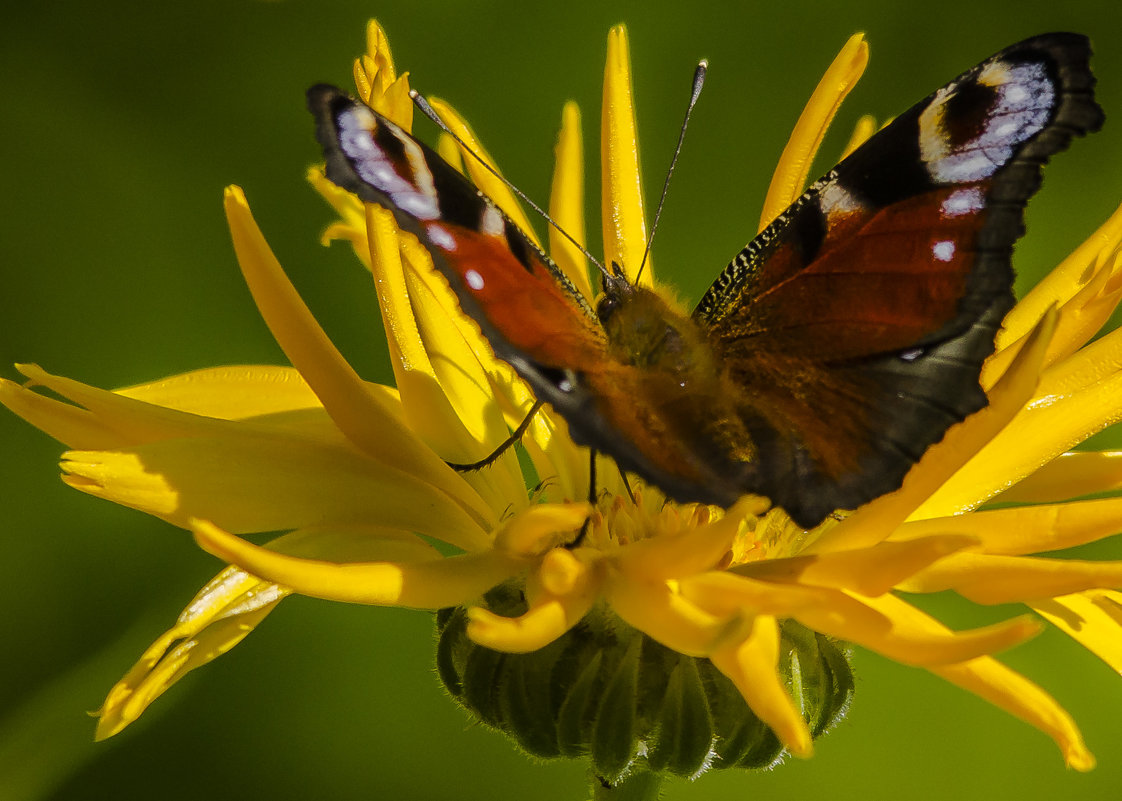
xmin=590 ymin=769 xmax=663 ymax=801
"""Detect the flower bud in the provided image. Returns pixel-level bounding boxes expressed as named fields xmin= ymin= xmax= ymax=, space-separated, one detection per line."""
xmin=436 ymin=582 xmax=853 ymax=782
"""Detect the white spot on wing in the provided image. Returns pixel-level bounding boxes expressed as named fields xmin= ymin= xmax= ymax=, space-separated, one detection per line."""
xmin=480 ymin=203 xmax=504 ymax=237
xmin=465 ymin=269 xmax=485 ymax=291
xmin=941 ymin=187 xmax=985 ymax=217
xmin=819 ymin=182 xmax=863 ymax=215
xmin=426 ymin=223 xmax=457 ymax=251
xmin=933 ymin=240 xmax=956 ymax=261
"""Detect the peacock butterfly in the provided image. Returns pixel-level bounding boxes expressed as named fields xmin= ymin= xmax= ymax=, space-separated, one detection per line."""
xmin=308 ymin=33 xmax=1104 ymax=529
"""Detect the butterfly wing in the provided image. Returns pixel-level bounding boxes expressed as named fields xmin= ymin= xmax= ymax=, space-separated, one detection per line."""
xmin=694 ymin=33 xmax=1103 ymax=526
xmin=309 ymin=86 xmax=675 ymax=476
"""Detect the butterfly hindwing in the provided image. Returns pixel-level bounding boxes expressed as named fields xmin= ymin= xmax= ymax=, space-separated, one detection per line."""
xmin=692 ymin=33 xmax=1103 ymax=525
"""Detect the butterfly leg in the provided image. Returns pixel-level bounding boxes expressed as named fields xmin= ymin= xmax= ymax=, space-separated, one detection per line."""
xmin=566 ymin=448 xmax=600 ymax=548
xmin=446 ymin=400 xmax=544 ymax=471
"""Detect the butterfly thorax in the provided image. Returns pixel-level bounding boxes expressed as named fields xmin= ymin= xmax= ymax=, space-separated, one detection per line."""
xmin=596 ymin=274 xmax=719 ymax=386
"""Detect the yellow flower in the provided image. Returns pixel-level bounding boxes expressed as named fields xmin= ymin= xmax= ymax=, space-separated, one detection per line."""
xmin=4 ymin=20 xmax=1122 ymax=780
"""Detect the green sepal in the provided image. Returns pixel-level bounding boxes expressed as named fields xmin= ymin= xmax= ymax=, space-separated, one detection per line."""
xmin=557 ymin=649 xmax=603 ymax=756
xmin=498 ymin=640 xmax=564 ymax=758
xmin=590 ymin=634 xmax=642 ymax=782
xmin=647 ymin=657 xmax=714 ymax=776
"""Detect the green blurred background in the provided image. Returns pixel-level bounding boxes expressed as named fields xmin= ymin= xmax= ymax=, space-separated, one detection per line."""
xmin=2 ymin=1 xmax=1121 ymax=799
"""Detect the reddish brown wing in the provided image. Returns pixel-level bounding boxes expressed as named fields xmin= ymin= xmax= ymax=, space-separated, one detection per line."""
xmin=308 ymin=86 xmax=676 ymax=478
xmin=694 ymin=33 xmax=1103 ymax=526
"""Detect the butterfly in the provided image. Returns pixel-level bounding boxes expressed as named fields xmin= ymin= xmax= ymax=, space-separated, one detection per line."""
xmin=309 ymin=33 xmax=1103 ymax=529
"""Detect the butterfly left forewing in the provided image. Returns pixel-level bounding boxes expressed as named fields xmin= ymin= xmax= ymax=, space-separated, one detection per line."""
xmin=694 ymin=33 xmax=1103 ymax=527
xmin=309 ymin=85 xmax=616 ymax=407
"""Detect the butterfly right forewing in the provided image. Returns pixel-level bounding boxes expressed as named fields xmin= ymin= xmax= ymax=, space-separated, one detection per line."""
xmin=694 ymin=33 xmax=1103 ymax=527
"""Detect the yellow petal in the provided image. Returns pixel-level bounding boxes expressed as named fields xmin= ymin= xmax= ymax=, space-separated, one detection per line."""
xmin=808 ymin=307 xmax=1055 ymax=553
xmin=97 ymin=525 xmax=433 ymax=738
xmin=687 ymin=575 xmax=1038 ymax=667
xmin=839 ymin=113 xmax=876 ymax=159
xmin=1032 ymin=590 xmax=1122 ymax=674
xmin=614 ymin=498 xmax=754 ymax=581
xmin=847 ymin=592 xmax=1041 ymax=667
xmin=899 ymin=552 xmax=1122 ymax=604
xmin=735 ymin=534 xmax=979 ymax=596
xmin=891 ymin=497 xmax=1122 ymax=556
xmin=758 ymin=33 xmax=869 ymax=230
xmin=492 ymin=503 xmax=591 ymax=556
xmin=997 ymin=200 xmax=1122 ymax=348
xmin=994 ymin=451 xmax=1122 ymax=503
xmin=1035 ymin=322 xmax=1122 ymax=401
xmin=365 ymin=19 xmax=396 ymax=87
xmin=466 ymin=550 xmax=602 ymax=653
xmin=709 ymin=615 xmax=814 ymax=758
xmin=0 ymin=375 xmax=117 ymax=449
xmin=192 ymin=518 xmax=524 ymax=608
xmin=96 ymin=582 xmax=283 ymax=740
xmin=60 ymin=432 xmax=489 ymax=550
xmin=224 ymin=186 xmax=496 ymax=530
xmin=549 ymin=100 xmax=594 ymax=300
xmin=366 ymin=204 xmax=512 ymax=468
xmin=983 ymin=245 xmax=1122 ymax=386
xmin=932 ymin=658 xmax=1093 ymax=771
xmin=918 ymin=361 xmax=1122 ymax=518
xmin=601 ymin=25 xmax=652 ymax=285
xmin=605 ymin=569 xmax=729 ymax=656
xmin=115 ymin=366 xmax=326 ymax=419
xmin=425 ymin=98 xmax=541 ymax=248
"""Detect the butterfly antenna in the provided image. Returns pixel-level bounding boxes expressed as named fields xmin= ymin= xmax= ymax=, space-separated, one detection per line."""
xmin=410 ymin=90 xmax=608 ymax=278
xmin=634 ymin=59 xmax=708 ymax=286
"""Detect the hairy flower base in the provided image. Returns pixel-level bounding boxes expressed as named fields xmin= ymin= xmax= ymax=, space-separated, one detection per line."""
xmin=438 ymin=583 xmax=853 ymax=781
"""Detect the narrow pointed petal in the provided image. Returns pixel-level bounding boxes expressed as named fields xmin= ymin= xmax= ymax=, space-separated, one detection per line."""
xmin=0 ymin=375 xmax=117 ymax=449
xmin=983 ymin=246 xmax=1122 ymax=385
xmin=1036 ymin=322 xmax=1122 ymax=401
xmin=364 ymin=19 xmax=397 ymax=88
xmin=549 ymin=100 xmax=594 ymax=300
xmin=365 ymin=204 xmax=518 ymax=480
xmin=60 ymin=431 xmax=488 ymax=550
xmin=96 ymin=525 xmax=437 ymax=738
xmin=892 ymin=497 xmax=1122 ymax=556
xmin=1032 ymin=590 xmax=1122 ymax=674
xmin=606 ymin=570 xmax=730 ymax=656
xmin=192 ymin=519 xmax=524 ymax=608
xmin=993 ymin=451 xmax=1122 ymax=503
xmin=932 ymin=658 xmax=1093 ymax=771
xmin=758 ymin=34 xmax=868 ymax=230
xmin=808 ymin=308 xmax=1055 ymax=554
xmin=615 ymin=499 xmax=755 ymax=581
xmin=735 ymin=534 xmax=980 ymax=596
xmin=917 ymin=363 xmax=1122 ymax=518
xmin=492 ymin=503 xmax=591 ymax=556
xmin=97 ymin=574 xmax=286 ymax=739
xmin=426 ymin=98 xmax=541 ymax=247
xmin=115 ymin=366 xmax=325 ymax=419
xmin=900 ymin=552 xmax=1122 ymax=605
xmin=839 ymin=113 xmax=876 ymax=159
xmin=224 ymin=186 xmax=496 ymax=530
xmin=467 ymin=550 xmax=602 ymax=652
xmin=998 ymin=200 xmax=1122 ymax=348
xmin=13 ymin=363 xmax=252 ymax=446
xmin=710 ymin=616 xmax=814 ymax=758
xmin=847 ymin=592 xmax=1041 ymax=667
xmin=601 ymin=25 xmax=652 ymax=285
